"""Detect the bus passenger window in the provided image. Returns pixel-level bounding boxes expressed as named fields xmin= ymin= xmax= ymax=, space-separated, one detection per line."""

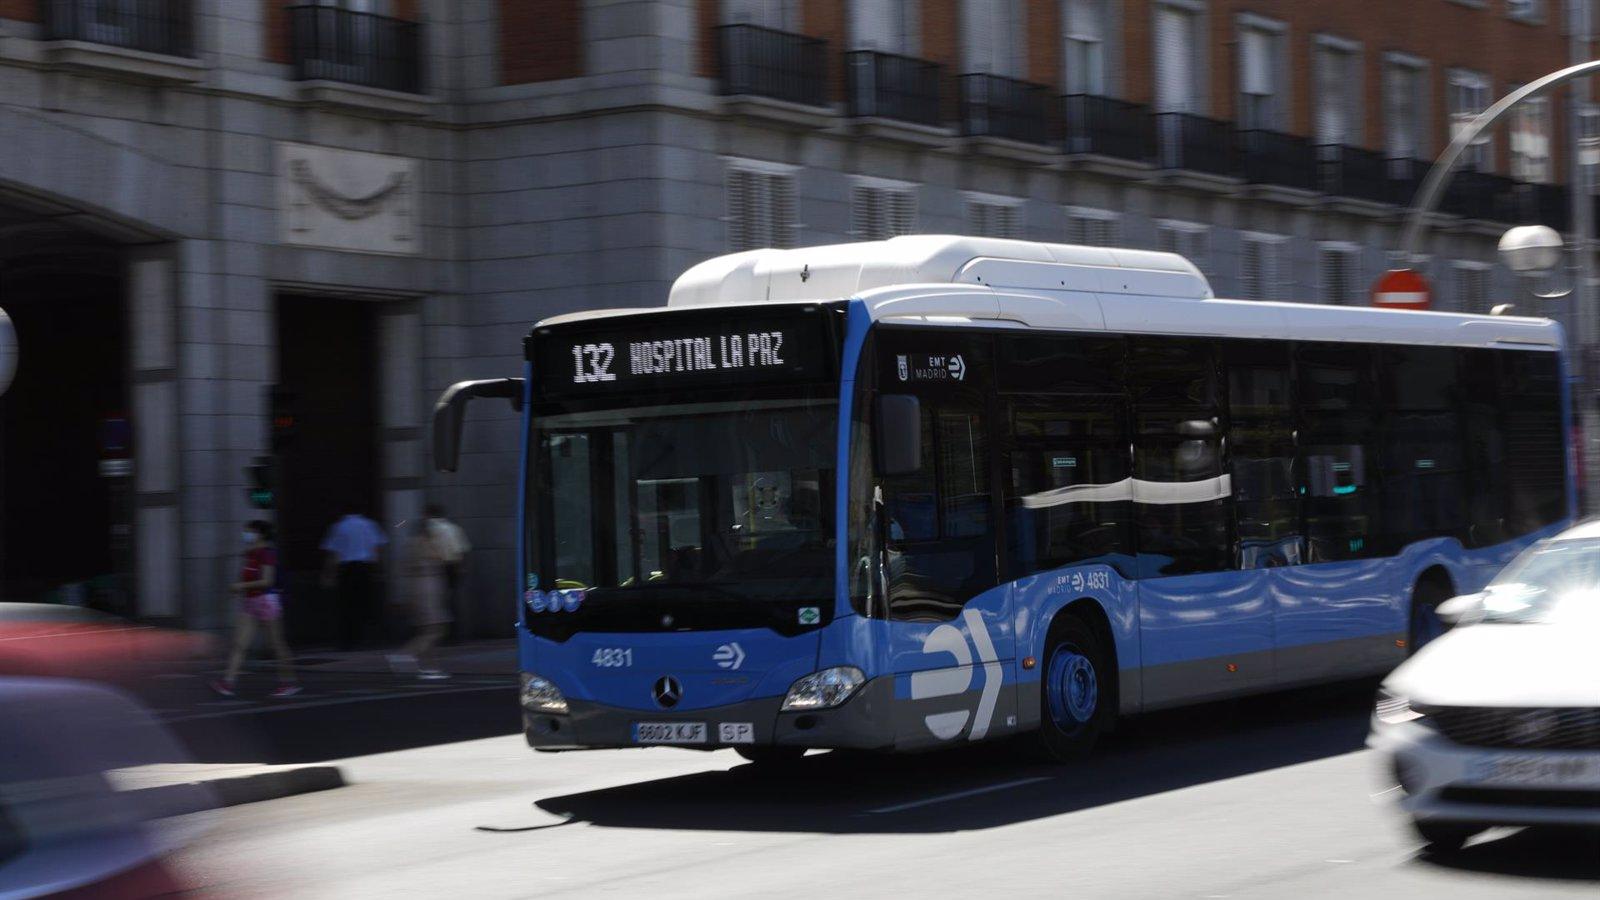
xmin=878 ymin=399 xmax=997 ymax=620
xmin=1224 ymin=345 xmax=1302 ymax=569
xmin=1499 ymin=350 xmax=1566 ymax=535
xmin=1004 ymin=399 xmax=1132 ymax=577
xmin=1299 ymin=344 xmax=1379 ymax=561
xmin=1459 ymin=348 xmax=1509 ymax=547
xmin=937 ymin=411 xmax=990 ymax=538
xmin=1130 ymin=339 xmax=1230 ymax=577
xmin=1378 ymin=347 xmax=1465 ymax=551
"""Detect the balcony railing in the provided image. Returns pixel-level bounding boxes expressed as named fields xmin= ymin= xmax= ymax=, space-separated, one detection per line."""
xmin=959 ymin=73 xmax=1052 ymax=145
xmin=1062 ymin=94 xmax=1155 ymax=163
xmin=1516 ymin=181 xmax=1570 ymax=231
xmin=1318 ymin=144 xmax=1392 ymax=205
xmin=845 ymin=50 xmax=942 ymax=127
xmin=1385 ymin=157 xmax=1428 ymax=205
xmin=1238 ymin=130 xmax=1317 ymax=192
xmin=289 ymin=5 xmax=423 ymax=94
xmin=1157 ymin=113 xmax=1237 ymax=177
xmin=1442 ymin=169 xmax=1518 ymax=221
xmin=716 ymin=24 xmax=827 ymax=108
xmin=42 ymin=0 xmax=193 ymax=57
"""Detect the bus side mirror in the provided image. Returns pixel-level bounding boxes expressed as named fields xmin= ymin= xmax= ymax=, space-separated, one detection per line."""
xmin=433 ymin=378 xmax=525 ymax=473
xmin=876 ymin=394 xmax=922 ymax=476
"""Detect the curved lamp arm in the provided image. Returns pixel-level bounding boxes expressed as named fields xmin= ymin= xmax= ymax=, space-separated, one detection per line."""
xmin=1400 ymin=59 xmax=1600 ymax=262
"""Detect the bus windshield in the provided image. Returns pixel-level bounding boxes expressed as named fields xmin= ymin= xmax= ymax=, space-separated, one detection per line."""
xmin=531 ymin=396 xmax=837 ymax=605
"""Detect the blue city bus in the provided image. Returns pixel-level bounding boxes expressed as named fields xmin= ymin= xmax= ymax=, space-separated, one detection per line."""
xmin=433 ymin=236 xmax=1573 ymax=763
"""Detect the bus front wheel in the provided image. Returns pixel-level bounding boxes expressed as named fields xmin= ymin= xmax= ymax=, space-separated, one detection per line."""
xmin=1034 ymin=616 xmax=1109 ymax=762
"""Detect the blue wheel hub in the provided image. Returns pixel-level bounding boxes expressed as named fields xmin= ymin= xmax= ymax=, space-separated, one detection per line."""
xmin=1046 ymin=644 xmax=1098 ymax=731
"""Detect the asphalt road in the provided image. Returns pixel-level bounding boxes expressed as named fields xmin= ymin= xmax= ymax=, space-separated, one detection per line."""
xmin=126 ymin=652 xmax=520 ymax=764
xmin=168 ymin=680 xmax=1600 ymax=899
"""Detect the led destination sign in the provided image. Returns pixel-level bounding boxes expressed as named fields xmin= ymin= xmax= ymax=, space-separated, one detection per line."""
xmin=531 ymin=308 xmax=838 ymax=398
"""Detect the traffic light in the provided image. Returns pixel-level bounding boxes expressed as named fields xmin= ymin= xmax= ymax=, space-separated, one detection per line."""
xmin=269 ymin=385 xmax=297 ymax=454
xmin=246 ymin=456 xmax=276 ymax=509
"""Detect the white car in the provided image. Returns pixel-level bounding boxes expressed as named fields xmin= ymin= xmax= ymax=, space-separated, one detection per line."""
xmin=1369 ymin=523 xmax=1600 ymax=851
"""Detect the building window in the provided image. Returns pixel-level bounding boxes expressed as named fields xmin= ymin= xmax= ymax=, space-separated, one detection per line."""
xmin=1383 ymin=54 xmax=1430 ymax=162
xmin=1454 ymin=261 xmax=1492 ymax=314
xmin=1318 ymin=242 xmax=1361 ymax=306
xmin=1064 ymin=0 xmax=1107 ymax=94
xmin=1155 ymin=219 xmax=1209 ymax=272
xmin=851 ymin=0 xmax=919 ymax=53
xmin=1237 ymin=18 xmax=1284 ymax=131
xmin=1510 ymin=93 xmax=1552 ymax=183
xmin=1449 ymin=69 xmax=1493 ymax=171
xmin=726 ymin=161 xmax=798 ymax=251
xmin=1507 ymin=0 xmax=1543 ymax=23
xmin=963 ymin=0 xmax=1025 ymax=76
xmin=1066 ymin=206 xmax=1119 ymax=245
xmin=852 ymin=178 xmax=917 ymax=239
xmin=1240 ymin=232 xmax=1288 ymax=301
xmin=966 ymin=193 xmax=1023 ymax=238
xmin=1313 ymin=36 xmax=1362 ymax=147
xmin=1153 ymin=3 xmax=1201 ymax=114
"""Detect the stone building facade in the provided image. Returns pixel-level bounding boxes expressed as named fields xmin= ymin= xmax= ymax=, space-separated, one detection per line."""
xmin=0 ymin=0 xmax=1589 ymax=635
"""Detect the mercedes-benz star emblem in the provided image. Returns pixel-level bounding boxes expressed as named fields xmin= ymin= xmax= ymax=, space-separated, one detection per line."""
xmin=652 ymin=676 xmax=683 ymax=709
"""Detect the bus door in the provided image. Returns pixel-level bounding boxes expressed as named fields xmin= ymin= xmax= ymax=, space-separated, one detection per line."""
xmin=1134 ymin=339 xmax=1276 ymax=706
xmin=874 ymin=330 xmax=1014 ymax=746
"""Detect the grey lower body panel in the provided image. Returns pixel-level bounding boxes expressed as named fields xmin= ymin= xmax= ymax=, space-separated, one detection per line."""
xmin=525 ymin=676 xmax=897 ymax=752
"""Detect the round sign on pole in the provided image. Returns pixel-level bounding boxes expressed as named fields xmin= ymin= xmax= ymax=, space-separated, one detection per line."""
xmin=1371 ymin=269 xmax=1432 ymax=310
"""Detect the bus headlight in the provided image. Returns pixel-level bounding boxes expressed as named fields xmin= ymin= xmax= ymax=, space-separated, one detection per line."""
xmin=781 ymin=666 xmax=865 ymax=711
xmin=521 ymin=672 xmax=569 ymax=715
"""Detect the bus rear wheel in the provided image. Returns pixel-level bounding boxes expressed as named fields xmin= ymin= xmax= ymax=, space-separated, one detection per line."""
xmin=1035 ymin=616 xmax=1109 ymax=762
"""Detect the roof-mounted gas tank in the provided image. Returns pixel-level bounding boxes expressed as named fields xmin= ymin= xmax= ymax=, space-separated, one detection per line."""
xmin=666 ymin=235 xmax=1213 ymax=308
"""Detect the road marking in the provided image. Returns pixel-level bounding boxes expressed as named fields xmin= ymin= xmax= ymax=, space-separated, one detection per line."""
xmin=157 ymin=683 xmax=510 ymax=723
xmin=866 ymin=776 xmax=1052 ymax=814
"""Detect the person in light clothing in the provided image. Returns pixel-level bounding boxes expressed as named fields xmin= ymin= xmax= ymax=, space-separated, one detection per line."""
xmin=389 ymin=517 xmax=453 ymax=680
xmin=425 ymin=503 xmax=470 ymax=632
xmin=320 ymin=505 xmax=387 ymax=649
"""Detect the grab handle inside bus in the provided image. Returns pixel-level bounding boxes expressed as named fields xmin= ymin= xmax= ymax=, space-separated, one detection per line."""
xmin=876 ymin=394 xmax=922 ymax=476
xmin=433 ymin=378 xmax=525 ymax=473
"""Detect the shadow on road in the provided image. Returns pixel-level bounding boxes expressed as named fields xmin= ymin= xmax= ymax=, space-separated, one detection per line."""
xmin=1415 ymin=827 xmax=1600 ymax=882
xmin=536 ymin=679 xmax=1380 ymax=835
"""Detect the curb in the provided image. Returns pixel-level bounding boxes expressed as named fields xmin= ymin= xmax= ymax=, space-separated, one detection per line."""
xmin=209 ymin=765 xmax=346 ymax=807
xmin=126 ymin=765 xmax=346 ymax=818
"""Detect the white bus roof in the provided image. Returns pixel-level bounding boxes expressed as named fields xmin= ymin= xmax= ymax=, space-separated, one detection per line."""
xmin=583 ymin=236 xmax=1561 ymax=351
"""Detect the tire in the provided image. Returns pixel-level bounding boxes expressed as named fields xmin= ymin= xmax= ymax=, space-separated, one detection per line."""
xmin=1408 ymin=578 xmax=1453 ymax=655
xmin=735 ymin=746 xmax=807 ymax=767
xmin=1413 ymin=819 xmax=1478 ymax=853
xmin=1034 ymin=615 xmax=1110 ymax=762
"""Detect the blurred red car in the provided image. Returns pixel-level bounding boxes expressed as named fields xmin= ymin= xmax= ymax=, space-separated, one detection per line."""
xmin=1 ymin=676 xmax=214 ymax=899
xmin=0 ymin=603 xmax=216 ymax=685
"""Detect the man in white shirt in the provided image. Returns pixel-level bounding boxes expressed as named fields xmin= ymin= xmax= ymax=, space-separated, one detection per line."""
xmin=320 ymin=506 xmax=388 ymax=649
xmin=425 ymin=504 xmax=471 ymax=635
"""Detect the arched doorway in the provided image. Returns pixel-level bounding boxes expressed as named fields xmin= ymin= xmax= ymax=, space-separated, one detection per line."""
xmin=0 ymin=204 xmax=132 ymax=611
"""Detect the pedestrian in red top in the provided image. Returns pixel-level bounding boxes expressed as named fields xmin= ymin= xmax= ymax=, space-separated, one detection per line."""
xmin=211 ymin=520 xmax=300 ymax=698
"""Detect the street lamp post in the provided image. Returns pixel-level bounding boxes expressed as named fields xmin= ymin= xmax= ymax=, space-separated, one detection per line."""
xmin=1398 ymin=59 xmax=1600 ymax=513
